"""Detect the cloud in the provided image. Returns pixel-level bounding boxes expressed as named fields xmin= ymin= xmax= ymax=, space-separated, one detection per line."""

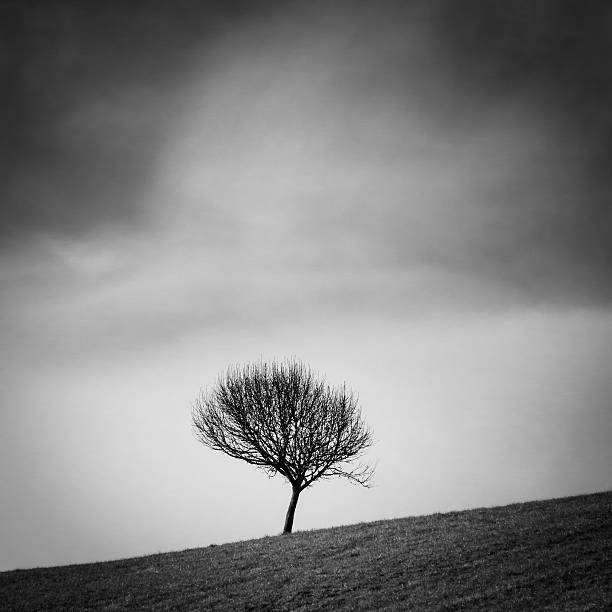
xmin=429 ymin=0 xmax=612 ymax=291
xmin=2 ymin=1 xmax=265 ymax=246
xmin=150 ymin=0 xmax=612 ymax=310
xmin=2 ymin=0 xmax=611 ymax=357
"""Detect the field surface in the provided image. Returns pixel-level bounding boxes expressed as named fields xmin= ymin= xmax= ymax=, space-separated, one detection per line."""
xmin=2 ymin=491 xmax=611 ymax=610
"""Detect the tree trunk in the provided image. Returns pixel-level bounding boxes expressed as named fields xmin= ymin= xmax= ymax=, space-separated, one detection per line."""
xmin=283 ymin=486 xmax=301 ymax=534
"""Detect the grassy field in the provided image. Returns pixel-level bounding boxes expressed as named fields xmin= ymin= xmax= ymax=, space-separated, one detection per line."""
xmin=2 ymin=491 xmax=611 ymax=610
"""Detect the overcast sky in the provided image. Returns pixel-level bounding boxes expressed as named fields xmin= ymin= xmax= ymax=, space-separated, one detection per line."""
xmin=2 ymin=0 xmax=612 ymax=571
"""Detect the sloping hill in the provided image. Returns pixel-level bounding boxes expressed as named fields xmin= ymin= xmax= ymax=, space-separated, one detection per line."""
xmin=2 ymin=491 xmax=611 ymax=610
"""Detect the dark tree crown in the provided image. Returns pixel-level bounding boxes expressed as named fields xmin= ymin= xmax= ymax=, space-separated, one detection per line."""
xmin=192 ymin=358 xmax=374 ymax=491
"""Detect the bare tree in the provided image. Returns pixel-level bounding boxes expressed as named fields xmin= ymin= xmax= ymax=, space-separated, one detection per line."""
xmin=192 ymin=358 xmax=374 ymax=534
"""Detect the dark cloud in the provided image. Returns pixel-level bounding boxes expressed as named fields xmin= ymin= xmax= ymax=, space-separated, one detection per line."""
xmin=3 ymin=0 xmax=611 ymax=307
xmin=433 ymin=1 xmax=612 ymax=124
xmin=301 ymin=0 xmax=612 ymax=305
xmin=1 ymin=0 xmax=266 ymax=246
xmin=428 ymin=0 xmax=612 ymax=300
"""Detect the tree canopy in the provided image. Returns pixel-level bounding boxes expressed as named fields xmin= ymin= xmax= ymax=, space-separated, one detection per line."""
xmin=192 ymin=358 xmax=374 ymax=533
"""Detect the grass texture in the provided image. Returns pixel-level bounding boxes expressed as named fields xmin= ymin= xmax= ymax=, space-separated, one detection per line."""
xmin=2 ymin=490 xmax=611 ymax=610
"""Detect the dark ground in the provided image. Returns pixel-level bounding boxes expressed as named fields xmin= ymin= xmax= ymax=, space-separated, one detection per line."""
xmin=2 ymin=490 xmax=611 ymax=610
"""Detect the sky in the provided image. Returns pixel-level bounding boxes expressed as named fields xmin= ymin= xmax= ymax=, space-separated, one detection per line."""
xmin=2 ymin=0 xmax=612 ymax=571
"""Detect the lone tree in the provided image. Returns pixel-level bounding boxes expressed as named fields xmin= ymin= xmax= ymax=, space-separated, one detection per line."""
xmin=192 ymin=358 xmax=374 ymax=534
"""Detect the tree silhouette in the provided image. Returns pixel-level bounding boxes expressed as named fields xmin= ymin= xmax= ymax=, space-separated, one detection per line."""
xmin=192 ymin=358 xmax=374 ymax=534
